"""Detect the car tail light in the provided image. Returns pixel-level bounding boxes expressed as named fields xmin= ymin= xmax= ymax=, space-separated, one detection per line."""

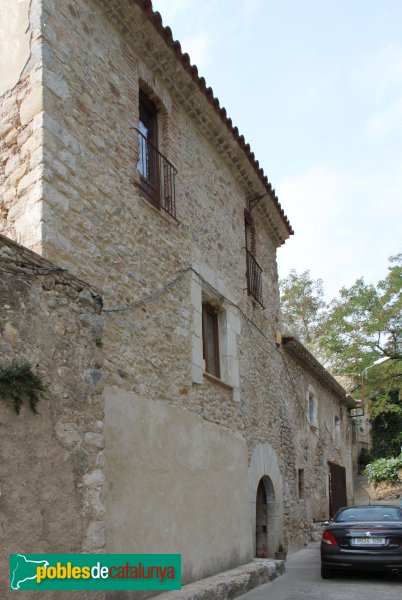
xmin=322 ymin=531 xmax=339 ymax=546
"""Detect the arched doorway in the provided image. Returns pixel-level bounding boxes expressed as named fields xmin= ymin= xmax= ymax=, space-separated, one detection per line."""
xmin=249 ymin=443 xmax=284 ymax=558
xmin=255 ymin=475 xmax=276 ymax=557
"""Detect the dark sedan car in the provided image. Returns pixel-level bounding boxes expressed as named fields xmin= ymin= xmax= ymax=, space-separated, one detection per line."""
xmin=321 ymin=505 xmax=402 ymax=578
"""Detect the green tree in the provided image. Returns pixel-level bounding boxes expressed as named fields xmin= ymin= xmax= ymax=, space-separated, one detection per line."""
xmin=371 ymin=412 xmax=402 ymax=458
xmin=326 ymin=255 xmax=401 ymax=456
xmin=279 ymin=269 xmax=326 ymax=358
xmin=322 ymin=253 xmax=402 ymax=373
xmin=280 ymin=256 xmax=402 ymax=455
xmin=321 ymin=254 xmax=401 ymax=420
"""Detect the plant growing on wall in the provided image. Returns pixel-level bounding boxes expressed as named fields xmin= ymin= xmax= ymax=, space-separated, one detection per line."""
xmin=0 ymin=363 xmax=44 ymax=414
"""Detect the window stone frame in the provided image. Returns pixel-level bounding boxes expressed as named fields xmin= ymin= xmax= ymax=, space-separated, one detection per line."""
xmin=190 ymin=269 xmax=240 ymax=401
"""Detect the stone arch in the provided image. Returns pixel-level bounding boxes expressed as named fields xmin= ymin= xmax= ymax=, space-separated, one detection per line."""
xmin=249 ymin=443 xmax=284 ymax=557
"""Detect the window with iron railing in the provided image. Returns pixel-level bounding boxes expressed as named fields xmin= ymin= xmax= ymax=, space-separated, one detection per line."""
xmin=244 ymin=210 xmax=264 ymax=307
xmin=136 ymin=92 xmax=177 ymax=220
xmin=245 ymin=248 xmax=264 ymax=308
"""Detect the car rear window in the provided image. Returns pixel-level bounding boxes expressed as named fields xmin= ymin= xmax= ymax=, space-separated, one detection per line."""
xmin=335 ymin=507 xmax=402 ymax=522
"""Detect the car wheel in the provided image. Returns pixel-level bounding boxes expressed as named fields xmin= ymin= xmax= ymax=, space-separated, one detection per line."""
xmin=321 ymin=566 xmax=334 ymax=579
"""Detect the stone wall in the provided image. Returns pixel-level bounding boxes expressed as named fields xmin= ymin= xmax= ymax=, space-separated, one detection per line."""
xmin=26 ymin=0 xmax=288 ymax=449
xmin=283 ymin=350 xmax=354 ymax=530
xmin=0 ymin=0 xmax=44 ymax=252
xmin=0 ymin=0 xmax=354 ymax=585
xmin=369 ymin=475 xmax=402 ymax=502
xmin=1 ymin=0 xmax=284 ymax=412
xmin=0 ymin=234 xmax=105 ymax=600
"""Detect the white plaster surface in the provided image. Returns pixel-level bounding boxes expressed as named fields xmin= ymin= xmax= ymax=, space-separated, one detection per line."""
xmin=104 ymin=386 xmax=253 ymax=584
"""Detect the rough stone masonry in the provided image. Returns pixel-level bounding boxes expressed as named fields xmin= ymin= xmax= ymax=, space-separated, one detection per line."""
xmin=0 ymin=0 xmax=355 ymax=595
xmin=0 ymin=234 xmax=105 ymax=600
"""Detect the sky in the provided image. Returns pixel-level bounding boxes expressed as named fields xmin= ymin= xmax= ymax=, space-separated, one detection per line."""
xmin=152 ymin=0 xmax=402 ymax=300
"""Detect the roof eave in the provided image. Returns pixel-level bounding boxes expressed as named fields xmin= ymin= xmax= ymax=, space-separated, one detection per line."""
xmin=282 ymin=336 xmax=356 ymax=407
xmin=96 ymin=0 xmax=293 ymax=243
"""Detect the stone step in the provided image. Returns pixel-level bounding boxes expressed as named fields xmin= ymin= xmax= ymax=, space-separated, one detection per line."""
xmin=150 ymin=559 xmax=285 ymax=600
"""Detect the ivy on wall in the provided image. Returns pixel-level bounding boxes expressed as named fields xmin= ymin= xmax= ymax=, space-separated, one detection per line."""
xmin=0 ymin=363 xmax=44 ymax=414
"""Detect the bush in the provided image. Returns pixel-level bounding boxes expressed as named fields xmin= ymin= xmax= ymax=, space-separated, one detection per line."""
xmin=365 ymin=454 xmax=402 ymax=486
xmin=359 ymin=447 xmax=373 ymax=467
xmin=371 ymin=412 xmax=402 ymax=458
xmin=0 ymin=362 xmax=44 ymax=414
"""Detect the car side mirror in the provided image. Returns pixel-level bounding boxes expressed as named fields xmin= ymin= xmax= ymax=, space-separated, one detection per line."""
xmin=321 ymin=520 xmax=331 ymax=527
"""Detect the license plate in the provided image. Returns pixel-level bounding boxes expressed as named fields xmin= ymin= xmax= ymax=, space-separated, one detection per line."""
xmin=351 ymin=537 xmax=386 ymax=545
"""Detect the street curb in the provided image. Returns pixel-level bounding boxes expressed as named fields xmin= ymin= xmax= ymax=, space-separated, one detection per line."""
xmin=150 ymin=559 xmax=285 ymax=600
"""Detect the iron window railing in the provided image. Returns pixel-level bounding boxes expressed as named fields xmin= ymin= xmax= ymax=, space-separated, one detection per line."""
xmin=246 ymin=248 xmax=264 ymax=308
xmin=136 ymin=128 xmax=177 ymax=220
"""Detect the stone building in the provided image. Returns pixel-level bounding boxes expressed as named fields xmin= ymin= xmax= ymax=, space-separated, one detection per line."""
xmin=0 ymin=0 xmax=355 ymax=593
xmin=0 ymin=234 xmax=105 ymax=600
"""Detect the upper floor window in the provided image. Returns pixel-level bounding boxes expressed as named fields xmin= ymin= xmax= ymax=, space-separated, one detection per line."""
xmin=307 ymin=385 xmax=318 ymax=429
xmin=136 ymin=90 xmax=178 ymax=220
xmin=298 ymin=468 xmax=305 ymax=498
xmin=334 ymin=415 xmax=341 ymax=448
xmin=245 ymin=210 xmax=256 ymax=256
xmin=244 ymin=210 xmax=264 ymax=307
xmin=138 ymin=92 xmax=157 ymax=190
xmin=202 ymin=303 xmax=220 ymax=379
xmin=190 ymin=272 xmax=240 ymax=400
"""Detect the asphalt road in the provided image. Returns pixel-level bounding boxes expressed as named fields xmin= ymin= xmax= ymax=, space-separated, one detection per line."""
xmin=239 ymin=544 xmax=402 ymax=600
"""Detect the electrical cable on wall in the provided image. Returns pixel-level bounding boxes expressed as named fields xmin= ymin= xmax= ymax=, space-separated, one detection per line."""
xmin=103 ymin=265 xmax=325 ymax=439
xmin=1 ymin=255 xmax=335 ymax=440
xmin=1 ymin=255 xmax=332 ymax=441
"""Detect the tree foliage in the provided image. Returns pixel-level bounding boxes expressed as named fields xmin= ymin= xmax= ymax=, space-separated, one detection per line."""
xmin=371 ymin=412 xmax=402 ymax=458
xmin=321 ymin=253 xmax=402 ymax=373
xmin=322 ymin=254 xmax=402 ymax=422
xmin=280 ymin=254 xmax=402 ymax=428
xmin=279 ymin=269 xmax=327 ymax=359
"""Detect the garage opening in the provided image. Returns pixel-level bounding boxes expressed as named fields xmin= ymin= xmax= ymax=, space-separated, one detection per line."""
xmin=255 ymin=475 xmax=277 ymax=557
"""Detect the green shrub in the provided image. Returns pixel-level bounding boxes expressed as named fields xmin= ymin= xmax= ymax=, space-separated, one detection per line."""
xmin=371 ymin=412 xmax=402 ymax=458
xmin=0 ymin=362 xmax=44 ymax=414
xmin=359 ymin=447 xmax=373 ymax=467
xmin=365 ymin=454 xmax=402 ymax=486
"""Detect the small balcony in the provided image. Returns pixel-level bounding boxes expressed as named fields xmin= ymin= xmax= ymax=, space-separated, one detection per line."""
xmin=246 ymin=248 xmax=264 ymax=308
xmin=136 ymin=128 xmax=177 ymax=220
